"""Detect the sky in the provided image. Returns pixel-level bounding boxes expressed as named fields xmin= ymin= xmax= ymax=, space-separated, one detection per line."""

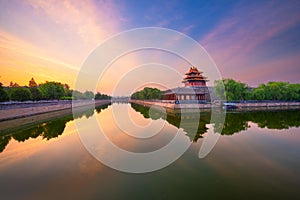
xmin=0 ymin=0 xmax=299 ymax=95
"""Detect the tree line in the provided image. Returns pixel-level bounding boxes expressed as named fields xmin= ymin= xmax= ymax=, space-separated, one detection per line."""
xmin=0 ymin=78 xmax=111 ymax=102
xmin=131 ymin=87 xmax=162 ymax=100
xmin=214 ymin=79 xmax=300 ymax=101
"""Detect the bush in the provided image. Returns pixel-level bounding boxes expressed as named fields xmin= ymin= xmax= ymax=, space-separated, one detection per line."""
xmin=95 ymin=92 xmax=111 ymax=100
xmin=29 ymin=87 xmax=42 ymax=101
xmin=9 ymin=87 xmax=32 ymax=101
xmin=131 ymin=87 xmax=162 ymax=100
xmin=72 ymin=90 xmax=96 ymax=100
xmin=39 ymin=82 xmax=65 ymax=100
xmin=0 ymin=83 xmax=9 ymax=102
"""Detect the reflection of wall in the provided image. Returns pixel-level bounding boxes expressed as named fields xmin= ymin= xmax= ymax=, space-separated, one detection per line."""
xmin=131 ymin=103 xmax=211 ymax=142
xmin=131 ymin=103 xmax=300 ymax=140
xmin=0 ymin=104 xmax=111 ymax=154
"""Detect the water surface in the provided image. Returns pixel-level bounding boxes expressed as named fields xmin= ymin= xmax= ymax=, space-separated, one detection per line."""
xmin=0 ymin=103 xmax=299 ymax=199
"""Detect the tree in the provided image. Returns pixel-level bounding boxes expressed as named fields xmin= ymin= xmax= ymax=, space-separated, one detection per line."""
xmin=9 ymin=81 xmax=19 ymax=87
xmin=261 ymin=82 xmax=290 ymax=100
xmin=83 ymin=91 xmax=94 ymax=99
xmin=151 ymin=88 xmax=163 ymax=99
xmin=29 ymin=77 xmax=38 ymax=87
xmin=39 ymin=81 xmax=65 ymax=100
xmin=214 ymin=80 xmax=226 ymax=100
xmin=0 ymin=82 xmax=9 ymax=102
xmin=131 ymin=87 xmax=162 ymax=100
xmin=252 ymin=88 xmax=265 ymax=100
xmin=72 ymin=90 xmax=96 ymax=100
xmin=286 ymin=84 xmax=300 ymax=101
xmin=214 ymin=79 xmax=250 ymax=101
xmin=29 ymin=86 xmax=42 ymax=101
xmin=63 ymin=84 xmax=72 ymax=97
xmin=95 ymin=92 xmax=111 ymax=100
xmin=72 ymin=90 xmax=83 ymax=100
xmin=9 ymin=87 xmax=32 ymax=101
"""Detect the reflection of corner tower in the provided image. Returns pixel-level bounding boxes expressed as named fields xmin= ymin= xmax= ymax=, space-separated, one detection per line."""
xmin=163 ymin=67 xmax=210 ymax=101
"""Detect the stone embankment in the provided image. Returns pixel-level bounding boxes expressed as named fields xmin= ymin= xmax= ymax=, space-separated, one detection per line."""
xmin=0 ymin=100 xmax=111 ymax=121
xmin=129 ymin=99 xmax=300 ymax=111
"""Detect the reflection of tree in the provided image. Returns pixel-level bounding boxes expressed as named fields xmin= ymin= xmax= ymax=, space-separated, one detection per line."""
xmin=42 ymin=119 xmax=67 ymax=140
xmin=221 ymin=113 xmax=250 ymax=135
xmin=12 ymin=124 xmax=45 ymax=142
xmin=131 ymin=103 xmax=150 ymax=118
xmin=1 ymin=104 xmax=111 ymax=153
xmin=166 ymin=112 xmax=210 ymax=142
xmin=131 ymin=103 xmax=300 ymax=139
xmin=220 ymin=110 xmax=300 ymax=135
xmin=84 ymin=109 xmax=95 ymax=119
xmin=12 ymin=115 xmax=73 ymax=142
xmin=95 ymin=104 xmax=110 ymax=113
xmin=73 ymin=108 xmax=93 ymax=119
xmin=0 ymin=136 xmax=11 ymax=153
xmin=248 ymin=110 xmax=300 ymax=129
xmin=131 ymin=103 xmax=210 ymax=142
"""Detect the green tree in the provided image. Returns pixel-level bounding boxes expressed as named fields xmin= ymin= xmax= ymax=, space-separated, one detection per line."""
xmin=72 ymin=90 xmax=95 ymax=99
xmin=0 ymin=82 xmax=9 ymax=102
xmin=83 ymin=91 xmax=94 ymax=99
xmin=252 ymin=88 xmax=265 ymax=100
xmin=72 ymin=90 xmax=83 ymax=100
xmin=287 ymin=84 xmax=300 ymax=100
xmin=214 ymin=79 xmax=250 ymax=101
xmin=214 ymin=80 xmax=226 ymax=100
xmin=9 ymin=87 xmax=32 ymax=101
xmin=260 ymin=82 xmax=290 ymax=100
xmin=63 ymin=84 xmax=72 ymax=97
xmin=95 ymin=92 xmax=111 ymax=100
xmin=39 ymin=81 xmax=65 ymax=100
xmin=131 ymin=87 xmax=162 ymax=100
xmin=29 ymin=87 xmax=42 ymax=101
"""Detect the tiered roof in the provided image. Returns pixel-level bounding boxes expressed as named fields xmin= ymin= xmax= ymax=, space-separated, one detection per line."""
xmin=182 ymin=67 xmax=208 ymax=83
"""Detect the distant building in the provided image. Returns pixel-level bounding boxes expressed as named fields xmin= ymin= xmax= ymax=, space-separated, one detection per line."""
xmin=163 ymin=67 xmax=210 ymax=102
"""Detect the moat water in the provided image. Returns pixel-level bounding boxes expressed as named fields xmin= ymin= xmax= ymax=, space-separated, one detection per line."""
xmin=0 ymin=103 xmax=299 ymax=199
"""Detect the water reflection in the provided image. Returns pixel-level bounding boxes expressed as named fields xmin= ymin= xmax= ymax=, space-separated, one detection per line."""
xmin=131 ymin=103 xmax=210 ymax=142
xmin=1 ymin=103 xmax=299 ymax=154
xmin=222 ymin=110 xmax=300 ymax=135
xmin=131 ymin=103 xmax=300 ymax=140
xmin=0 ymin=104 xmax=110 ymax=153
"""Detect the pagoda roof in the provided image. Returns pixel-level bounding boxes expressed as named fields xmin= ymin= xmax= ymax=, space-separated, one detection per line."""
xmin=182 ymin=66 xmax=208 ymax=82
xmin=182 ymin=78 xmax=208 ymax=83
xmin=185 ymin=66 xmax=203 ymax=75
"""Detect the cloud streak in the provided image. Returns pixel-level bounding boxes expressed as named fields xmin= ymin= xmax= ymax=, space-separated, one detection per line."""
xmin=26 ymin=0 xmax=121 ymax=47
xmin=200 ymin=1 xmax=300 ymax=85
xmin=0 ymin=29 xmax=79 ymax=85
xmin=0 ymin=0 xmax=125 ymax=87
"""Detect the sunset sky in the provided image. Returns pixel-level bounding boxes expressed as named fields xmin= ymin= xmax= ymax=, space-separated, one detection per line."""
xmin=0 ymin=0 xmax=299 ymax=95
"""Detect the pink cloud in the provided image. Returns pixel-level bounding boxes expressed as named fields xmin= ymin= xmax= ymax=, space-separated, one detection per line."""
xmin=199 ymin=1 xmax=300 ymax=84
xmin=26 ymin=0 xmax=122 ymax=47
xmin=239 ymin=52 xmax=300 ymax=86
